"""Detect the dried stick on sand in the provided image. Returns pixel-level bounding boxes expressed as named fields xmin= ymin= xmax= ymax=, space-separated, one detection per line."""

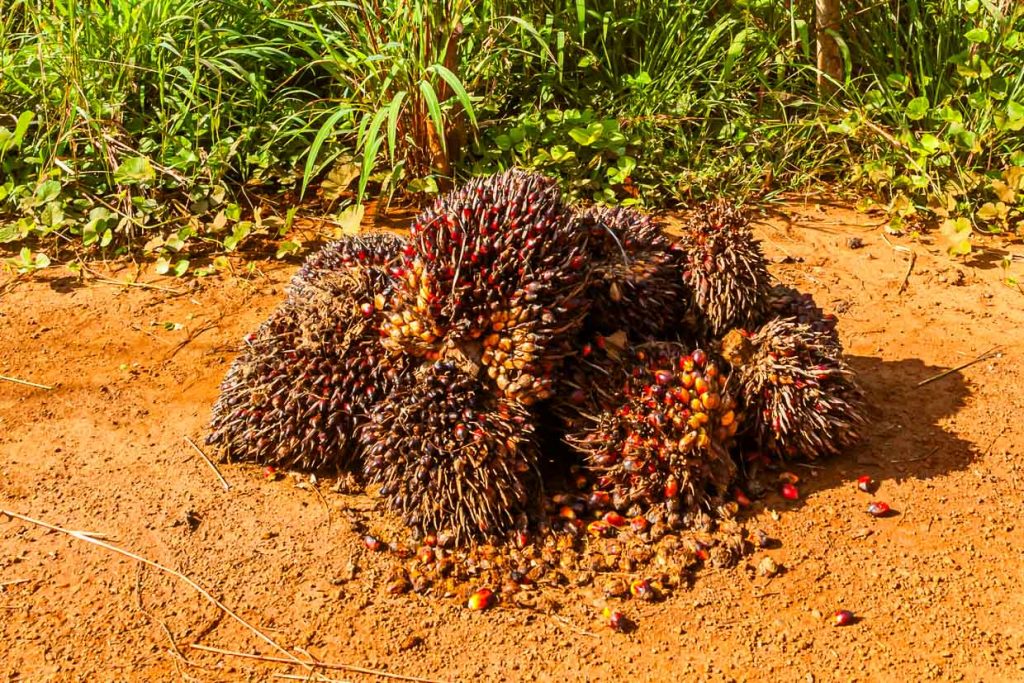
xmin=184 ymin=436 xmax=230 ymax=491
xmin=1 ymin=508 xmax=444 ymax=683
xmin=0 ymin=509 xmax=311 ymax=675
xmin=916 ymin=346 xmax=1001 ymax=387
xmin=190 ymin=644 xmax=449 ymax=683
xmin=0 ymin=375 xmax=53 ymax=390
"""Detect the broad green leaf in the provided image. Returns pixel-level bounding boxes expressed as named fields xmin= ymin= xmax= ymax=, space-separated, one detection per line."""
xmin=114 ymin=156 xmax=155 ymax=186
xmin=34 ymin=180 xmax=61 ymax=205
xmin=919 ymin=133 xmax=943 ymax=154
xmin=549 ymin=145 xmax=575 ymax=163
xmin=223 ymin=222 xmax=251 ymax=252
xmin=40 ymin=202 xmax=63 ymax=229
xmin=276 ymin=241 xmax=301 ymax=259
xmin=0 ymin=223 xmax=21 ymax=243
xmin=941 ymin=217 xmax=973 ymax=256
xmin=173 ymin=259 xmax=189 ymax=277
xmin=336 ymin=203 xmax=365 ymax=236
xmin=989 ymin=179 xmax=1015 ymax=203
xmin=906 ymin=97 xmax=929 ymax=120
xmin=976 ymin=202 xmax=1000 ymax=220
xmin=886 ymin=73 xmax=909 ymax=92
xmin=965 ymin=27 xmax=989 ymax=43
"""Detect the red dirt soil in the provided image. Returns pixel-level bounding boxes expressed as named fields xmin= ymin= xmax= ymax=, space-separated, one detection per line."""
xmin=2 ymin=202 xmax=1024 ymax=682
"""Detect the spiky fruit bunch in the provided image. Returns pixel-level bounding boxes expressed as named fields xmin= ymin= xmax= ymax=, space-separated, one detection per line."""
xmin=288 ymin=232 xmax=406 ymax=301
xmin=379 ymin=169 xmax=591 ymax=405
xmin=720 ymin=319 xmax=864 ymax=462
xmin=207 ymin=233 xmax=411 ymax=471
xmin=678 ymin=200 xmax=770 ymax=338
xmin=548 ymin=332 xmax=629 ymax=434
xmin=765 ymin=285 xmax=838 ymax=339
xmin=361 ymin=361 xmax=539 ymax=543
xmin=564 ymin=343 xmax=740 ymax=528
xmin=579 ymin=206 xmax=691 ymax=339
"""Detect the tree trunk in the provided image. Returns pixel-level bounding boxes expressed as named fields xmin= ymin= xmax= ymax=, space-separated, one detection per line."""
xmin=816 ymin=0 xmax=842 ymax=94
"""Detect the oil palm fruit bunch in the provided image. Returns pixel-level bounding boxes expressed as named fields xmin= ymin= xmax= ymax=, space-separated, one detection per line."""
xmin=207 ymin=233 xmax=412 ymax=471
xmin=677 ymin=200 xmax=770 ymax=339
xmin=379 ymin=169 xmax=591 ymax=406
xmin=548 ymin=331 xmax=630 ymax=435
xmin=765 ymin=284 xmax=839 ymax=340
xmin=578 ymin=205 xmax=691 ymax=340
xmin=564 ymin=342 xmax=740 ymax=529
xmin=719 ymin=319 xmax=864 ymax=462
xmin=361 ymin=361 xmax=539 ymax=543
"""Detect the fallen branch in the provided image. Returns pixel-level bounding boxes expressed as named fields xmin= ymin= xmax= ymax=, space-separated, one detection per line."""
xmin=0 ymin=375 xmax=53 ymax=390
xmin=273 ymin=675 xmax=350 ymax=683
xmin=90 ymin=276 xmax=185 ymax=295
xmin=916 ymin=346 xmax=1001 ymax=387
xmin=184 ymin=436 xmax=230 ymax=491
xmin=189 ymin=644 xmax=448 ymax=683
xmin=166 ymin=323 xmax=218 ymax=361
xmin=881 ymin=234 xmax=916 ymax=295
xmin=0 ymin=508 xmax=311 ymax=675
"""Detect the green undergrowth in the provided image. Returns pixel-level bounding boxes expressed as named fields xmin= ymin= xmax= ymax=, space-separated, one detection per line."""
xmin=1 ymin=0 xmax=1022 ymax=278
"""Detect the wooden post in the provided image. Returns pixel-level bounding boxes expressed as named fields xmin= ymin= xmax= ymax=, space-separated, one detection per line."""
xmin=816 ymin=0 xmax=842 ymax=94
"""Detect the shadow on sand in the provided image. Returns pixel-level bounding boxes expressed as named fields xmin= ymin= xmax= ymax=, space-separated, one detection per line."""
xmin=774 ymin=354 xmax=976 ymax=507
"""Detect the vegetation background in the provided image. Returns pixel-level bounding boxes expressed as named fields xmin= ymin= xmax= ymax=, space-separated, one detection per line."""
xmin=1 ymin=0 xmax=1022 ymax=277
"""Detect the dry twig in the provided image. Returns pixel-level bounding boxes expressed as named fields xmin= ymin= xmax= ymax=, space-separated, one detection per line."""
xmin=0 ymin=375 xmax=53 ymax=390
xmin=0 ymin=509 xmax=312 ymax=675
xmin=273 ymin=675 xmax=351 ymax=683
xmin=166 ymin=322 xmax=218 ymax=360
xmin=189 ymin=644 xmax=448 ymax=683
xmin=881 ymin=233 xmax=916 ymax=294
xmin=89 ymin=276 xmax=185 ymax=294
xmin=184 ymin=436 xmax=230 ymax=491
xmin=916 ymin=346 xmax=1001 ymax=387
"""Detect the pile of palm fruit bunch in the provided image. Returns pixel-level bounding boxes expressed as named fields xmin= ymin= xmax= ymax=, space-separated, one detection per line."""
xmin=208 ymin=168 xmax=865 ymax=558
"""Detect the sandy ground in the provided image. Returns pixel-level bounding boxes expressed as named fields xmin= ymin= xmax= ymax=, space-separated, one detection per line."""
xmin=2 ymin=202 xmax=1024 ymax=682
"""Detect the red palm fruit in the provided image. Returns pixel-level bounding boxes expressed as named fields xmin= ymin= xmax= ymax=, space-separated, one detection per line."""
xmin=603 ymin=511 xmax=627 ymax=528
xmin=833 ymin=609 xmax=854 ymax=626
xmin=867 ymin=501 xmax=891 ymax=517
xmin=467 ymin=588 xmax=495 ymax=611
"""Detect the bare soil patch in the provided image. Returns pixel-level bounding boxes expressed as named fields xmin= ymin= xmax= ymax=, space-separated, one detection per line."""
xmin=2 ymin=202 xmax=1024 ymax=682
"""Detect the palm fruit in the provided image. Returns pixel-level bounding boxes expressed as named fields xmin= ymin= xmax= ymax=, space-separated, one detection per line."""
xmin=677 ymin=200 xmax=770 ymax=339
xmin=578 ymin=205 xmax=691 ymax=339
xmin=719 ymin=318 xmax=864 ymax=462
xmin=379 ymin=169 xmax=591 ymax=405
xmin=564 ymin=342 xmax=739 ymax=529
xmin=764 ymin=284 xmax=838 ymax=339
xmin=361 ymin=361 xmax=539 ymax=543
xmin=207 ymin=233 xmax=412 ymax=471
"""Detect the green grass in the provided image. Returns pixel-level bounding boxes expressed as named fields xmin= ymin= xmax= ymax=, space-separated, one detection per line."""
xmin=1 ymin=0 xmax=1022 ymax=272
